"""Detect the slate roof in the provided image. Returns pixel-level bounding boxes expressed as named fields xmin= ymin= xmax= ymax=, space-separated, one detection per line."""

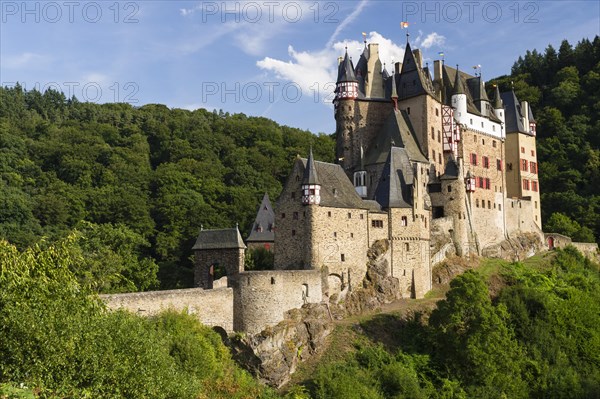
xmin=192 ymin=227 xmax=246 ymax=250
xmin=247 ymin=193 xmax=275 ymax=243
xmin=500 ymin=90 xmax=535 ymax=135
xmin=337 ymin=51 xmax=358 ymax=83
xmin=373 ymin=147 xmax=414 ymax=209
xmin=298 ymin=158 xmax=368 ymax=209
xmin=364 ymin=110 xmax=428 ymax=166
xmin=492 ymin=85 xmax=503 ymax=109
xmin=302 ymin=148 xmax=320 ymax=185
xmin=440 ymin=156 xmax=459 ymax=180
xmin=396 ymin=42 xmax=436 ymax=100
xmin=441 ymin=65 xmax=502 ymax=123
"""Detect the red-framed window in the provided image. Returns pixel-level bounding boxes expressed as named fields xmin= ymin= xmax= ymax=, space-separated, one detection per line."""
xmin=521 ymin=159 xmax=528 ymax=172
xmin=483 ymin=156 xmax=489 ymax=169
xmin=471 ymin=153 xmax=478 ymax=166
xmin=485 ymin=178 xmax=491 ymax=190
xmin=532 ymin=181 xmax=538 ymax=192
xmin=530 ymin=162 xmax=537 ymax=174
xmin=522 ymin=179 xmax=530 ymax=190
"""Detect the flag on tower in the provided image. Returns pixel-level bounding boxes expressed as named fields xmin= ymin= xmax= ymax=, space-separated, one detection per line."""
xmin=400 ymin=21 xmax=409 ymax=29
xmin=438 ymin=51 xmax=445 ymax=57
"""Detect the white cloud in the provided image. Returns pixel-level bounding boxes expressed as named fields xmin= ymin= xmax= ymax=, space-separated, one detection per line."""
xmin=419 ymin=32 xmax=445 ymax=49
xmin=257 ymin=31 xmax=406 ymax=104
xmin=2 ymin=52 xmax=47 ymax=69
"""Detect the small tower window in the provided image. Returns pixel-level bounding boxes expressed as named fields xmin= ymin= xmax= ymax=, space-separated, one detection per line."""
xmin=292 ymin=229 xmax=296 ymax=236
xmin=401 ymin=216 xmax=408 ymax=226
xmin=448 ymin=185 xmax=452 ymax=193
xmin=341 ymin=254 xmax=345 ymax=262
xmin=476 ymin=199 xmax=479 ymax=207
xmin=293 ymin=212 xmax=299 ymax=220
xmin=281 ymin=213 xmax=286 ymax=219
xmin=348 ymin=212 xmax=352 ymax=219
xmin=328 ymin=211 xmax=332 ymax=217
xmin=291 ymin=192 xmax=296 ymax=199
xmin=271 ymin=277 xmax=275 ymax=285
xmin=404 ymin=243 xmax=410 ymax=251
xmin=333 ymin=232 xmax=337 ymax=238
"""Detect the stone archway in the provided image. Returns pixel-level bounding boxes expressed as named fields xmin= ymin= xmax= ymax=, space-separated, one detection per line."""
xmin=328 ymin=273 xmax=344 ymax=296
xmin=547 ymin=236 xmax=555 ymax=250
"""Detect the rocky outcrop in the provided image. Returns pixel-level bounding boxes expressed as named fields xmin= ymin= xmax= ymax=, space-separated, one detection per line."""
xmin=228 ymin=303 xmax=333 ymax=387
xmin=482 ymin=232 xmax=544 ymax=261
xmin=228 ymin=239 xmax=400 ymax=387
xmin=432 ymin=254 xmax=478 ymax=286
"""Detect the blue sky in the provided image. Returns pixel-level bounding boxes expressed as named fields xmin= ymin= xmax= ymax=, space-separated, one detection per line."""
xmin=1 ymin=1 xmax=598 ymax=134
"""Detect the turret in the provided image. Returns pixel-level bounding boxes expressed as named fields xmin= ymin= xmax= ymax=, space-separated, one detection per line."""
xmin=465 ymin=170 xmax=476 ymax=193
xmin=334 ymin=50 xmax=359 ymax=103
xmin=302 ymin=149 xmax=321 ymax=205
xmin=451 ymin=66 xmax=467 ymax=124
xmin=492 ymin=84 xmax=504 ymax=124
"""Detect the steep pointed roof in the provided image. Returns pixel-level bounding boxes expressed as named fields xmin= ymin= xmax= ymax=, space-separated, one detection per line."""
xmin=492 ymin=85 xmax=503 ymax=109
xmin=500 ymin=90 xmax=533 ymax=135
xmin=364 ymin=110 xmax=428 ymax=166
xmin=192 ymin=227 xmax=246 ymax=250
xmin=396 ymin=42 xmax=436 ymax=100
xmin=337 ymin=51 xmax=358 ymax=83
xmin=467 ymin=76 xmax=490 ymax=102
xmin=373 ymin=147 xmax=413 ymax=209
xmin=302 ymin=148 xmax=320 ymax=185
xmin=246 ymin=193 xmax=275 ymax=243
xmin=528 ymin=103 xmax=536 ymax=123
xmin=382 ymin=66 xmax=390 ymax=80
xmin=440 ymin=156 xmax=459 ymax=180
xmin=452 ymin=65 xmax=465 ymax=95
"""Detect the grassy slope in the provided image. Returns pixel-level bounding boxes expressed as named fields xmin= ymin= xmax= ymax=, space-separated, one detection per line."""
xmin=283 ymin=252 xmax=557 ymax=392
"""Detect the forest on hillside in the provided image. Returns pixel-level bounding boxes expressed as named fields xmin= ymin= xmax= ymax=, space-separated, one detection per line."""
xmin=0 ymin=36 xmax=599 ymax=292
xmin=0 ymin=92 xmax=334 ymax=291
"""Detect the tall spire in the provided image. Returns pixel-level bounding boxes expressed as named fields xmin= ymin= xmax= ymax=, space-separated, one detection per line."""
xmin=453 ymin=65 xmax=464 ymax=95
xmin=336 ymin=49 xmax=358 ymax=84
xmin=302 ymin=147 xmax=320 ymax=185
xmin=492 ymin=84 xmax=503 ymax=109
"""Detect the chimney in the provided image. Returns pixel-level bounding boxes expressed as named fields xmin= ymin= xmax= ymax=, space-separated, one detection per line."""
xmin=368 ymin=43 xmax=379 ymax=60
xmin=412 ymin=49 xmax=423 ymax=68
xmin=433 ymin=60 xmax=442 ymax=83
xmin=395 ymin=62 xmax=402 ymax=74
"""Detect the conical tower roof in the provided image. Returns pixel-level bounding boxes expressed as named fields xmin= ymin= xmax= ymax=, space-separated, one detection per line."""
xmin=337 ymin=50 xmax=358 ymax=83
xmin=302 ymin=148 xmax=320 ymax=185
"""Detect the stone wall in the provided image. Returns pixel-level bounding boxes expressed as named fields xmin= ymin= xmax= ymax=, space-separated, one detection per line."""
xmin=101 ymin=287 xmax=234 ymax=332
xmin=274 ymin=159 xmax=310 ymax=269
xmin=231 ymin=270 xmax=322 ymax=335
xmin=310 ymin=206 xmax=369 ymax=293
xmin=194 ymin=248 xmax=244 ymax=289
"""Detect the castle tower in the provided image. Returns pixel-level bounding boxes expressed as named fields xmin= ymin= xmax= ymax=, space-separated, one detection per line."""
xmin=451 ymin=66 xmax=468 ymax=124
xmin=492 ymin=85 xmax=505 ymax=126
xmin=334 ymin=50 xmax=359 ymax=172
xmin=301 ymin=148 xmax=321 ymax=205
xmin=192 ymin=227 xmax=246 ymax=289
xmin=501 ymin=90 xmax=542 ymax=229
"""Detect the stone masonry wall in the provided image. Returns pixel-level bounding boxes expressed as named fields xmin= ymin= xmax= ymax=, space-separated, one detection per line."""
xmin=102 ymin=288 xmax=234 ymax=332
xmin=310 ymin=206 xmax=369 ymax=294
xmin=194 ymin=248 xmax=244 ymax=289
xmin=231 ymin=270 xmax=322 ymax=335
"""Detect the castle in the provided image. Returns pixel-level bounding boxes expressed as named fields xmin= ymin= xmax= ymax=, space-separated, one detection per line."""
xmin=105 ymin=39 xmax=547 ymax=335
